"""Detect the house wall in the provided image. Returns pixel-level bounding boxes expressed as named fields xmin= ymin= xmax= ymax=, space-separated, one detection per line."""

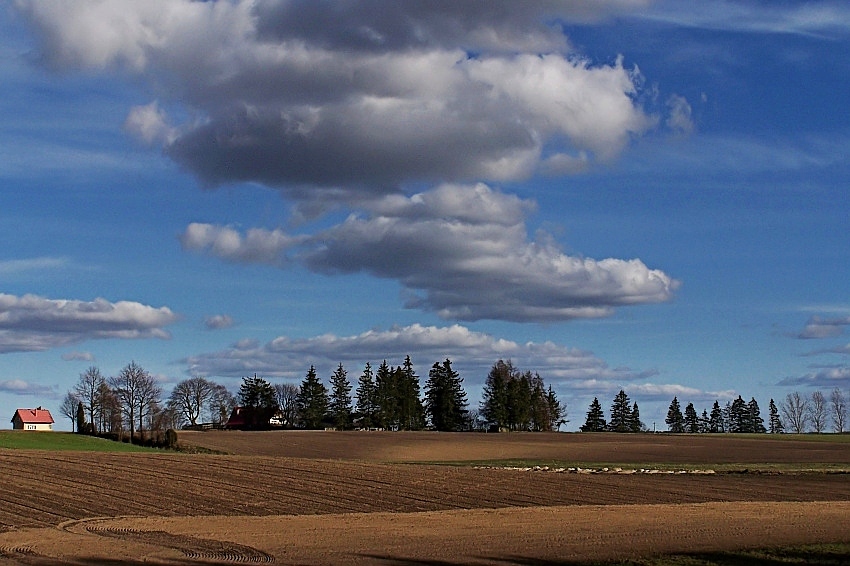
xmin=11 ymin=416 xmax=53 ymax=431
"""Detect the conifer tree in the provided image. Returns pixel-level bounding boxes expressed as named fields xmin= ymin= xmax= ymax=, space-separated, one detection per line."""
xmin=328 ymin=363 xmax=352 ymax=430
xmin=729 ymin=395 xmax=747 ymax=432
xmin=424 ymin=358 xmax=468 ymax=431
xmin=546 ymin=385 xmax=566 ymax=431
xmin=398 ymin=356 xmax=424 ymax=430
xmin=506 ymin=372 xmax=532 ymax=431
xmin=709 ymin=400 xmax=723 ymax=433
xmin=355 ymin=362 xmax=377 ymax=428
xmin=748 ymin=397 xmax=766 ymax=433
xmin=297 ymin=365 xmax=328 ymax=429
xmin=768 ymin=398 xmax=783 ymax=434
xmin=238 ymin=374 xmax=277 ymax=429
xmin=684 ymin=402 xmax=699 ymax=433
xmin=581 ymin=397 xmax=606 ymax=432
xmin=699 ymin=409 xmax=710 ymax=433
xmin=76 ymin=401 xmax=86 ymax=434
xmin=480 ymin=359 xmax=513 ymax=430
xmin=374 ymin=360 xmax=398 ymax=429
xmin=630 ymin=402 xmax=644 ymax=432
xmin=665 ymin=397 xmax=684 ymax=432
xmin=608 ymin=390 xmax=632 ymax=432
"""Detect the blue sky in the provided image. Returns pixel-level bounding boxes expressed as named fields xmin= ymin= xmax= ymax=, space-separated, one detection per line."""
xmin=2 ymin=1 xmax=848 ymax=431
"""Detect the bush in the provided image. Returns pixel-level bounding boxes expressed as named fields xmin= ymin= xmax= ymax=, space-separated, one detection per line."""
xmin=165 ymin=429 xmax=178 ymax=449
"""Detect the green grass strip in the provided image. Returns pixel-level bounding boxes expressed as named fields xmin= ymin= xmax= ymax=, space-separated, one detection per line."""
xmin=0 ymin=431 xmax=159 ymax=452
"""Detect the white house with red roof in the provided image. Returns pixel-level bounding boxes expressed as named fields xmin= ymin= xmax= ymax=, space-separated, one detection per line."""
xmin=10 ymin=407 xmax=55 ymax=431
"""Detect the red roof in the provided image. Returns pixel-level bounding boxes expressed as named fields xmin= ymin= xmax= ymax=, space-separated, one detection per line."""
xmin=12 ymin=408 xmax=55 ymax=424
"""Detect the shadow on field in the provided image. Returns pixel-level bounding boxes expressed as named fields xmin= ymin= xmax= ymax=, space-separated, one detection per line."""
xmin=360 ymin=543 xmax=850 ymax=565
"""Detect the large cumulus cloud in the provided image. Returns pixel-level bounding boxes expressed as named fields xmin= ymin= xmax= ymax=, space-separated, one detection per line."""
xmin=18 ymin=0 xmax=660 ymax=198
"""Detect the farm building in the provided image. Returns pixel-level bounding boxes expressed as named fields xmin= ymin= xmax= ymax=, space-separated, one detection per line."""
xmin=11 ymin=407 xmax=55 ymax=431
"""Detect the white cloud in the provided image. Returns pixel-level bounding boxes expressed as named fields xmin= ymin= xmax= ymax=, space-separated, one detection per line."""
xmin=665 ymin=94 xmax=695 ymax=135
xmin=204 ymin=314 xmax=234 ymax=330
xmin=0 ymin=378 xmax=57 ymax=398
xmin=635 ymin=2 xmax=850 ymax=38
xmin=180 ymin=223 xmax=302 ymax=265
xmin=61 ymin=351 xmax=95 ymax=362
xmin=0 ymin=293 xmax=178 ymax=354
xmin=778 ymin=365 xmax=850 ymax=388
xmin=124 ymin=101 xmax=174 ymax=145
xmin=182 ymin=184 xmax=678 ymax=322
xmin=0 ymin=256 xmax=70 ymax=277
xmin=797 ymin=315 xmax=850 ymax=339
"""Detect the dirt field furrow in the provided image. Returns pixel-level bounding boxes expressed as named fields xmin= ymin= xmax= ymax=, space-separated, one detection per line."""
xmin=2 ymin=432 xmax=849 ymax=564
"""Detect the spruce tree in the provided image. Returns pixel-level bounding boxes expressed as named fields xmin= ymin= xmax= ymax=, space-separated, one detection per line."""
xmin=729 ymin=396 xmax=747 ymax=432
xmin=328 ymin=363 xmax=352 ymax=430
xmin=398 ymin=356 xmax=424 ymax=430
xmin=355 ymin=362 xmax=377 ymax=428
xmin=506 ymin=372 xmax=532 ymax=431
xmin=546 ymin=385 xmax=565 ymax=431
xmin=76 ymin=401 xmax=87 ymax=434
xmin=709 ymin=400 xmax=723 ymax=433
xmin=665 ymin=397 xmax=684 ymax=432
xmin=238 ymin=375 xmax=278 ymax=429
xmin=748 ymin=397 xmax=766 ymax=433
xmin=374 ymin=360 xmax=398 ymax=429
xmin=684 ymin=402 xmax=699 ymax=433
xmin=480 ymin=359 xmax=513 ymax=430
xmin=297 ymin=366 xmax=328 ymax=429
xmin=581 ymin=397 xmax=606 ymax=432
xmin=424 ymin=358 xmax=468 ymax=431
xmin=608 ymin=390 xmax=632 ymax=433
xmin=768 ymin=398 xmax=784 ymax=434
xmin=630 ymin=402 xmax=644 ymax=432
xmin=699 ymin=409 xmax=710 ymax=433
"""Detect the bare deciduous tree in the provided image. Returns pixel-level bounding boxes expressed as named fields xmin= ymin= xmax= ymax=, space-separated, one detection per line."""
xmin=780 ymin=391 xmax=810 ymax=434
xmin=808 ymin=390 xmax=829 ymax=434
xmin=73 ymin=366 xmax=105 ymax=433
xmin=59 ymin=391 xmax=80 ymax=432
xmin=110 ymin=361 xmax=160 ymax=440
xmin=209 ymin=384 xmax=235 ymax=425
xmin=274 ymin=383 xmax=299 ymax=428
xmin=830 ymin=388 xmax=847 ymax=433
xmin=168 ymin=377 xmax=218 ymax=427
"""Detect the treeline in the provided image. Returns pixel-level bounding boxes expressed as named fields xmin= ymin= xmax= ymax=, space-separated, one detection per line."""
xmin=580 ymin=389 xmax=850 ymax=434
xmin=60 ymin=357 xmax=565 ymax=434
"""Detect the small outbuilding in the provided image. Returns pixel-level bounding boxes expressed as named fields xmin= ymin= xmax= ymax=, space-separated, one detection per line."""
xmin=11 ymin=407 xmax=55 ymax=431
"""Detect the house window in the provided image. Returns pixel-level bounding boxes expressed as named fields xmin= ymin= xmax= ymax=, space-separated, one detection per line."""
xmin=27 ymin=425 xmax=36 ymax=430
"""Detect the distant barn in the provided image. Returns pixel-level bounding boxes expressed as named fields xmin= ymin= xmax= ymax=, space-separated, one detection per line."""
xmin=11 ymin=407 xmax=54 ymax=431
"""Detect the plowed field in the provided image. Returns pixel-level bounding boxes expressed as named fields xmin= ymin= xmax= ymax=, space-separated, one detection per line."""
xmin=1 ymin=432 xmax=848 ymax=564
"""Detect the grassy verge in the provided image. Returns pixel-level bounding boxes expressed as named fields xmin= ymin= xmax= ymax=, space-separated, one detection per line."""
xmin=589 ymin=542 xmax=850 ymax=565
xmin=0 ymin=431 xmax=159 ymax=452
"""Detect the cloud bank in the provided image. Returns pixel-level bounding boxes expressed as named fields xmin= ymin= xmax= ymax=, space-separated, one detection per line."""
xmin=20 ymin=1 xmax=681 ymax=324
xmin=182 ymin=322 xmax=648 ymax=383
xmin=0 ymin=293 xmax=177 ymax=353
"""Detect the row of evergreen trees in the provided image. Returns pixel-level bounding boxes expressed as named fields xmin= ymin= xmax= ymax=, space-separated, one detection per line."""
xmin=238 ymin=357 xmax=474 ymax=432
xmin=237 ymin=357 xmax=565 ymax=432
xmin=580 ymin=391 xmax=782 ymax=433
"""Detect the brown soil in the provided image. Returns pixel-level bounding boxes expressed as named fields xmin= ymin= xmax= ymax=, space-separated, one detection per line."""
xmin=1 ymin=432 xmax=848 ymax=564
xmin=177 ymin=429 xmax=850 ymax=464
